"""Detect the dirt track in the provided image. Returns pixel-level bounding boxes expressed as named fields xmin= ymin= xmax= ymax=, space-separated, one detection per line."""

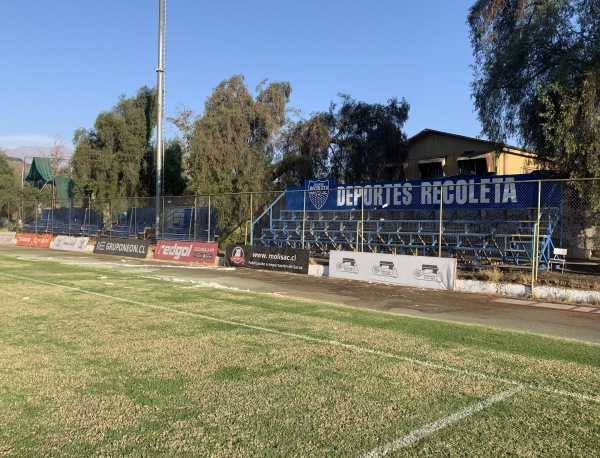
xmin=1 ymin=245 xmax=599 ymax=344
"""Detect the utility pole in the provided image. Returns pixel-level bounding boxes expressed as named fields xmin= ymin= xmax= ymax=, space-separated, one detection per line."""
xmin=155 ymin=0 xmax=165 ymax=237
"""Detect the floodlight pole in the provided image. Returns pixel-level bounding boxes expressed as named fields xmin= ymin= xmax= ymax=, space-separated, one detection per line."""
xmin=155 ymin=0 xmax=165 ymax=237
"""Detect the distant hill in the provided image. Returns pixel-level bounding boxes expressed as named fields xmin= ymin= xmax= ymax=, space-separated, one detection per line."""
xmin=5 ymin=145 xmax=73 ymax=162
xmin=6 ymin=157 xmax=28 ymax=177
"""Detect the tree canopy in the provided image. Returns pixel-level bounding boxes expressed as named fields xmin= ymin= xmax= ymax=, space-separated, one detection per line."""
xmin=0 ymin=150 xmax=20 ymax=227
xmin=188 ymin=75 xmax=292 ymax=195
xmin=186 ymin=75 xmax=292 ymax=242
xmin=70 ymin=86 xmax=157 ymax=199
xmin=468 ymin=0 xmax=600 ymax=178
xmin=0 ymin=149 xmax=18 ymax=196
xmin=276 ymin=95 xmax=410 ymax=186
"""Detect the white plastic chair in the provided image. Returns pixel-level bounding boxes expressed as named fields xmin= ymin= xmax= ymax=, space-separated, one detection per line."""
xmin=551 ymin=248 xmax=567 ymax=273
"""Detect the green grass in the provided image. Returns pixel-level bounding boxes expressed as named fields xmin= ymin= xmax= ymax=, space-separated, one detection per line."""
xmin=0 ymin=254 xmax=598 ymax=457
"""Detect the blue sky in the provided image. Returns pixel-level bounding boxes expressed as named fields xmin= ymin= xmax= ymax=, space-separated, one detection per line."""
xmin=1 ymin=0 xmax=481 ymax=150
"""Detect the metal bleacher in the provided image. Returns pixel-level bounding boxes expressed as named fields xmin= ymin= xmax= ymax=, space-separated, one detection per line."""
xmin=157 ymin=206 xmax=217 ymax=242
xmin=253 ymin=202 xmax=562 ymax=270
xmin=20 ymin=205 xmax=219 ymax=242
xmin=106 ymin=207 xmax=156 ymax=239
xmin=21 ymin=208 xmax=103 ymax=237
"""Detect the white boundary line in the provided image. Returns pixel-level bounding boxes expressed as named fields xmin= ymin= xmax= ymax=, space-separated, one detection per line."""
xmin=1 ymin=271 xmax=598 ymax=405
xmin=359 ymin=384 xmax=526 ymax=458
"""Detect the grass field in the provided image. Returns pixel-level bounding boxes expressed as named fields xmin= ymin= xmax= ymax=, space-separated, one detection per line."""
xmin=0 ymin=253 xmax=599 ymax=457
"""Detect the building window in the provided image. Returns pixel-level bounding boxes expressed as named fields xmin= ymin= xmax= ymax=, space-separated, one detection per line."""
xmin=418 ymin=161 xmax=444 ymax=179
xmin=459 ymin=158 xmax=488 ymax=176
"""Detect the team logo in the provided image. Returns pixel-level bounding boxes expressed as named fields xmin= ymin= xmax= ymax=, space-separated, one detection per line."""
xmin=308 ymin=180 xmax=330 ymax=210
xmin=229 ymin=246 xmax=245 ymax=265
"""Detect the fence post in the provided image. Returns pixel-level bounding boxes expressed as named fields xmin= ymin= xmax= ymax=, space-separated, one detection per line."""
xmin=207 ymin=195 xmax=211 ymax=242
xmin=361 ymin=186 xmax=364 ymax=252
xmin=34 ymin=198 xmax=38 ymax=235
xmin=302 ymin=190 xmax=306 ymax=250
xmin=193 ymin=195 xmax=198 ymax=242
xmin=439 ymin=182 xmax=443 ymax=258
xmin=250 ymin=192 xmax=254 ymax=246
xmin=535 ymin=180 xmax=542 ymax=281
xmin=530 ymin=180 xmax=542 ymax=293
xmin=161 ymin=195 xmax=165 ymax=236
xmin=531 ymin=222 xmax=539 ymax=295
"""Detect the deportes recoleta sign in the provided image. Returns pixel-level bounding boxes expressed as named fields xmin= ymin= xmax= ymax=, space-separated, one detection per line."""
xmin=225 ymin=245 xmax=309 ymax=274
xmin=286 ymin=174 xmax=561 ymax=211
xmin=94 ymin=236 xmax=149 ymax=259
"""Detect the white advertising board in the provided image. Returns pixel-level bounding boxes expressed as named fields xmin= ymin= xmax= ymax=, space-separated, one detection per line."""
xmin=0 ymin=232 xmax=16 ymax=245
xmin=329 ymin=251 xmax=456 ymax=290
xmin=50 ymin=236 xmax=90 ymax=253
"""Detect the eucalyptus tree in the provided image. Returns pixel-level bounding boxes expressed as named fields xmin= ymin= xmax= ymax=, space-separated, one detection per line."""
xmin=70 ymin=86 xmax=157 ymax=200
xmin=275 ymin=112 xmax=336 ymax=187
xmin=0 ymin=150 xmax=19 ymax=226
xmin=188 ymin=76 xmax=292 ymax=243
xmin=277 ymin=95 xmax=410 ymax=186
xmin=163 ymin=140 xmax=186 ymax=196
xmin=188 ymin=75 xmax=291 ymax=194
xmin=469 ymin=0 xmax=600 ymax=178
xmin=167 ymin=103 xmax=197 ymax=174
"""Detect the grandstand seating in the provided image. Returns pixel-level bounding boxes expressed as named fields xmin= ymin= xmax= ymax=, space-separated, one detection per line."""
xmin=20 ymin=205 xmax=219 ymax=242
xmin=253 ymin=206 xmax=562 ymax=269
xmin=157 ymin=206 xmax=217 ymax=242
xmin=21 ymin=208 xmax=103 ymax=236
xmin=105 ymin=207 xmax=156 ymax=239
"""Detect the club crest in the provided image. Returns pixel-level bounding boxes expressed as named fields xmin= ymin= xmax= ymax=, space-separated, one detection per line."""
xmin=308 ymin=180 xmax=330 ymax=210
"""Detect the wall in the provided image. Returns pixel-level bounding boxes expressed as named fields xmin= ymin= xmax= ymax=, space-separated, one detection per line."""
xmin=407 ymin=130 xmax=538 ymax=180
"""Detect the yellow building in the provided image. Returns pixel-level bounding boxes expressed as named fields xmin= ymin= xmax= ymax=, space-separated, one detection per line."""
xmin=405 ymin=129 xmax=538 ymax=180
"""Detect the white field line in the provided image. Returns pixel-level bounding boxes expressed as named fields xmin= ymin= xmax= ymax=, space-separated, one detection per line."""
xmin=1 ymin=271 xmax=598 ymax=404
xmin=359 ymin=384 xmax=526 ymax=458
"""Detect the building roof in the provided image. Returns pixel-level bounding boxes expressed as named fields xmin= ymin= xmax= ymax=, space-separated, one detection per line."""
xmin=408 ymin=128 xmax=529 ymax=154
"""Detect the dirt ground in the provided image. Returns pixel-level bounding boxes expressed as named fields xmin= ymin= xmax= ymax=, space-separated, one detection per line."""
xmin=1 ymin=245 xmax=599 ymax=344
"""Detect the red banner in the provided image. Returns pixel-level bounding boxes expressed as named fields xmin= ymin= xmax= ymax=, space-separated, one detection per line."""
xmin=154 ymin=241 xmax=218 ymax=264
xmin=16 ymin=233 xmax=53 ymax=248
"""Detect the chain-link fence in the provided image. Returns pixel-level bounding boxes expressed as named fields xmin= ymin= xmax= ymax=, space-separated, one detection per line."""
xmin=1 ymin=178 xmax=599 ymax=288
xmin=252 ymin=178 xmax=600 ymax=289
xmin=0 ymin=191 xmax=284 ymax=245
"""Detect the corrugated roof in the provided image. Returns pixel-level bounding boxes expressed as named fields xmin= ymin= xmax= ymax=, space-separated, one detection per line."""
xmin=408 ymin=128 xmax=529 ymax=153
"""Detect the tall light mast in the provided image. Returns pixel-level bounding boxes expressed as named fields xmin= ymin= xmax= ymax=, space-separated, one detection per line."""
xmin=155 ymin=0 xmax=165 ymax=237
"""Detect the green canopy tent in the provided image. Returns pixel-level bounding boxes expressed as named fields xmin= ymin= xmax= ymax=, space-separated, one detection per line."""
xmin=24 ymin=157 xmax=74 ymax=208
xmin=53 ymin=176 xmax=74 ymax=208
xmin=25 ymin=157 xmax=54 ymax=184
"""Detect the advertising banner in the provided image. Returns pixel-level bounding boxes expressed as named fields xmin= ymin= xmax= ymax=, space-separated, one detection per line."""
xmin=50 ymin=236 xmax=89 ymax=253
xmin=15 ymin=233 xmax=53 ymax=248
xmin=329 ymin=250 xmax=457 ymax=290
xmin=0 ymin=232 xmax=16 ymax=245
xmin=286 ymin=173 xmax=561 ymax=212
xmin=154 ymin=241 xmax=218 ymax=265
xmin=93 ymin=236 xmax=149 ymax=259
xmin=225 ymin=244 xmax=309 ymax=275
